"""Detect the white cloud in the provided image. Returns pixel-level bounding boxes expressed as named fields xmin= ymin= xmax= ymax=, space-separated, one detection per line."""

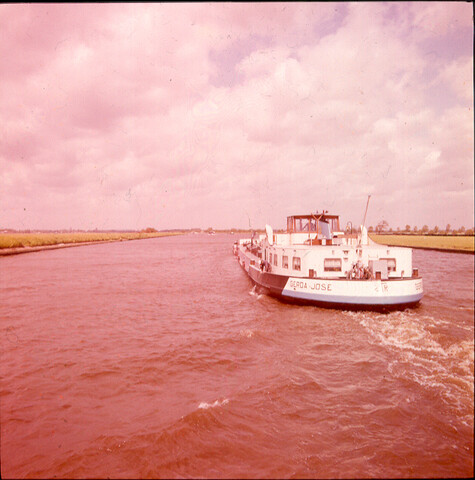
xmin=0 ymin=3 xmax=473 ymax=230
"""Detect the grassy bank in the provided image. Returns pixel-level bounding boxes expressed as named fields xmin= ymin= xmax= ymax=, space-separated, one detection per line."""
xmin=369 ymin=234 xmax=474 ymax=252
xmin=0 ymin=231 xmax=183 ymax=249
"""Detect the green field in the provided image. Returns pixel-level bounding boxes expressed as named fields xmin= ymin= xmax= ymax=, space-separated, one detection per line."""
xmin=369 ymin=234 xmax=474 ymax=252
xmin=0 ymin=231 xmax=182 ymax=249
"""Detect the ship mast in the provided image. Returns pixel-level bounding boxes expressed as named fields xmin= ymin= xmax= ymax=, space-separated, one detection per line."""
xmin=358 ymin=195 xmax=371 ymax=248
xmin=361 ymin=195 xmax=371 ymax=229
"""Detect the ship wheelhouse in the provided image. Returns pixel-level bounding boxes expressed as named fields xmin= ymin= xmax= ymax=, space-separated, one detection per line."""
xmin=285 ymin=213 xmax=343 ymax=246
xmin=286 ymin=214 xmax=341 ymax=236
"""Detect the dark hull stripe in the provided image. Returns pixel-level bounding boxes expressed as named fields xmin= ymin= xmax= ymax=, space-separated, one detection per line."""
xmin=248 ymin=266 xmax=289 ymax=294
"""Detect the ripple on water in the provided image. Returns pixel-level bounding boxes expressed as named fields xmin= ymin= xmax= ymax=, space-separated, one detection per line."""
xmin=1 ymin=237 xmax=473 ymax=479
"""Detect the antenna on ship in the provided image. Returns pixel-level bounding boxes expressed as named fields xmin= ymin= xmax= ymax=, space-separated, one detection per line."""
xmin=247 ymin=214 xmax=254 ymax=246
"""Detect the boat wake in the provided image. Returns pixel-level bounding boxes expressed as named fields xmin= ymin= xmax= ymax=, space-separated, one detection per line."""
xmin=351 ymin=310 xmax=447 ymax=355
xmin=345 ymin=310 xmax=474 ymax=427
xmin=248 ymin=285 xmax=263 ymax=299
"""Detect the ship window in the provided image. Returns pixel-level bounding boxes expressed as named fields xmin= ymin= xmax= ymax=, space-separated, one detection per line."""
xmin=330 ymin=218 xmax=340 ymax=231
xmin=324 ymin=258 xmax=342 ymax=272
xmin=320 ymin=221 xmax=331 ymax=238
xmin=381 ymin=258 xmax=396 ymax=272
xmin=282 ymin=255 xmax=289 ymax=268
xmin=293 ymin=257 xmax=301 ymax=271
xmin=274 ymin=254 xmax=278 ymax=266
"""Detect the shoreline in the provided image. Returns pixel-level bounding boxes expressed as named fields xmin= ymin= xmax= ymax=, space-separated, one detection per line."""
xmin=0 ymin=240 xmax=122 ymax=257
xmin=0 ymin=234 xmax=181 ymax=257
xmin=396 ymin=245 xmax=474 ymax=255
xmin=2 ymin=233 xmax=473 ymax=257
xmin=369 ymin=234 xmax=474 ymax=255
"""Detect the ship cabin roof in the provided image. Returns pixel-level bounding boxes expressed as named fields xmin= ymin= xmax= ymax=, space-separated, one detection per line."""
xmin=286 ymin=213 xmax=341 ymax=234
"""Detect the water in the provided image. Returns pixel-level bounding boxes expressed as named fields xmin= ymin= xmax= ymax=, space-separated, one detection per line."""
xmin=1 ymin=234 xmax=473 ymax=478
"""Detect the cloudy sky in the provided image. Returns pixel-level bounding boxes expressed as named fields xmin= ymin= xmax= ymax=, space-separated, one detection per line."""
xmin=1 ymin=3 xmax=473 ymax=231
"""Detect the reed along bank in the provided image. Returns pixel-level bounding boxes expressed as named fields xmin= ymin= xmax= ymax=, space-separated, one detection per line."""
xmin=370 ymin=233 xmax=474 ymax=253
xmin=0 ymin=231 xmax=183 ymax=254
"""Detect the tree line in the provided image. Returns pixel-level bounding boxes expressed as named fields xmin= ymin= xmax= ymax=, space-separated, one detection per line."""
xmin=368 ymin=220 xmax=474 ymax=235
